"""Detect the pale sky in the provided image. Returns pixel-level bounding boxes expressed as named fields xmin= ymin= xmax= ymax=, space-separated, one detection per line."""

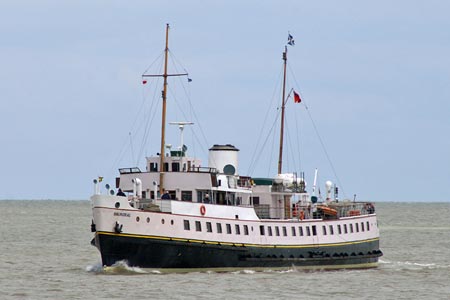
xmin=1 ymin=1 xmax=449 ymax=201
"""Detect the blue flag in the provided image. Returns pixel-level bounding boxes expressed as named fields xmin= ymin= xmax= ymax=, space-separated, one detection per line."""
xmin=288 ymin=34 xmax=295 ymax=46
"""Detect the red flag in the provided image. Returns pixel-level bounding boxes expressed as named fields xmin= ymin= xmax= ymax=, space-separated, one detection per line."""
xmin=294 ymin=91 xmax=301 ymax=103
xmin=142 ymin=80 xmax=147 ymax=84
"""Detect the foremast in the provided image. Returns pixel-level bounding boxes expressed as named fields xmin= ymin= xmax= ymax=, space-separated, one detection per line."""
xmin=142 ymin=23 xmax=188 ymax=195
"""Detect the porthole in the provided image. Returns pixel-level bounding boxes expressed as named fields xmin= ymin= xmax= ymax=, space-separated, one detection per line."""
xmin=146 ymin=217 xmax=150 ymax=223
xmin=115 ymin=202 xmax=120 ymax=208
xmin=136 ymin=216 xmax=140 ymax=222
xmin=161 ymin=219 xmax=165 ymax=224
xmin=171 ymin=220 xmax=174 ymax=225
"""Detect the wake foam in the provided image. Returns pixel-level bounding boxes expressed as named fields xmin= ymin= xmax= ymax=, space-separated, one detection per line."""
xmin=86 ymin=260 xmax=147 ymax=275
xmin=380 ymin=259 xmax=450 ymax=270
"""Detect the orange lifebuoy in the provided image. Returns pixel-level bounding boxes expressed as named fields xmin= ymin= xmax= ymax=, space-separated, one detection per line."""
xmin=200 ymin=205 xmax=206 ymax=216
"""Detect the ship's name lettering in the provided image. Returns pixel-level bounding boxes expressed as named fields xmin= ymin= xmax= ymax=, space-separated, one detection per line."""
xmin=114 ymin=212 xmax=131 ymax=217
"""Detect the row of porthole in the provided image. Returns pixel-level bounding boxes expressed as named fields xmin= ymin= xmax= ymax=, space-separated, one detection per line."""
xmin=135 ymin=216 xmax=174 ymax=226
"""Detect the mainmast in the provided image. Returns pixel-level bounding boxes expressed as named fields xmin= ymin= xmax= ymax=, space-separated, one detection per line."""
xmin=277 ymin=46 xmax=288 ymax=174
xmin=142 ymin=23 xmax=188 ymax=196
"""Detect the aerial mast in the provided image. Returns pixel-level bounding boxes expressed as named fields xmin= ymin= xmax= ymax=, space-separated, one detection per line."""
xmin=277 ymin=46 xmax=288 ymax=175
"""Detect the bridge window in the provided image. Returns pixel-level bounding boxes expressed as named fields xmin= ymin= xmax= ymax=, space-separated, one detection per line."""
xmin=172 ymin=162 xmax=180 ymax=172
xmin=181 ymin=191 xmax=192 ymax=202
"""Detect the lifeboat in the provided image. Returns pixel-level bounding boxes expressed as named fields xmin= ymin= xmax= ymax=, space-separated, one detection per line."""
xmin=317 ymin=205 xmax=337 ymax=216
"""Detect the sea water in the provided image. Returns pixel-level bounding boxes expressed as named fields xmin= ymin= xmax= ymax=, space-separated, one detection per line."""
xmin=1 ymin=201 xmax=449 ymax=299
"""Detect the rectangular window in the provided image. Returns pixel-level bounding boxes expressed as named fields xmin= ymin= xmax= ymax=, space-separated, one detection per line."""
xmin=366 ymin=221 xmax=370 ymax=231
xmin=206 ymin=222 xmax=212 ymax=233
xmin=344 ymin=224 xmax=348 ymax=234
xmin=149 ymin=162 xmax=158 ymax=172
xmin=163 ymin=162 xmax=169 ymax=172
xmin=356 ymin=222 xmax=359 ymax=232
xmin=322 ymin=225 xmax=327 ymax=235
xmin=299 ymin=226 xmax=304 ymax=236
xmin=195 ymin=221 xmax=202 ymax=232
xmin=260 ymin=225 xmax=265 ymax=236
xmin=312 ymin=225 xmax=317 ymax=236
xmin=275 ymin=226 xmax=280 ymax=236
xmin=235 ymin=224 xmax=241 ymax=235
xmin=226 ymin=224 xmax=232 ymax=234
xmin=329 ymin=225 xmax=334 ymax=235
xmin=350 ymin=223 xmax=354 ymax=233
xmin=181 ymin=191 xmax=192 ymax=202
xmin=172 ymin=162 xmax=180 ymax=172
xmin=337 ymin=224 xmax=342 ymax=234
xmin=244 ymin=225 xmax=249 ymax=235
xmin=268 ymin=226 xmax=273 ymax=236
xmin=251 ymin=196 xmax=260 ymax=205
xmin=282 ymin=227 xmax=287 ymax=236
xmin=184 ymin=220 xmax=190 ymax=231
xmin=291 ymin=227 xmax=296 ymax=236
xmin=306 ymin=226 xmax=311 ymax=236
xmin=216 ymin=223 xmax=222 ymax=234
xmin=361 ymin=222 xmax=365 ymax=232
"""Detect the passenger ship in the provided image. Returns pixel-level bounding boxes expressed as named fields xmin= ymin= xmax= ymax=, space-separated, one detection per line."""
xmin=90 ymin=24 xmax=382 ymax=270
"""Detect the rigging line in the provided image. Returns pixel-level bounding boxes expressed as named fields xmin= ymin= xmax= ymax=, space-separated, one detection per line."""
xmin=170 ymin=58 xmax=210 ymax=152
xmin=284 ymin=113 xmax=299 ymax=173
xmin=136 ymin=60 xmax=165 ymax=163
xmin=247 ymin=66 xmax=285 ymax=175
xmin=166 ymin=85 xmax=209 ymax=156
xmin=168 ymin=49 xmax=190 ymax=76
xmin=167 ymin=52 xmax=210 ymax=152
xmin=142 ymin=51 xmax=165 ymax=75
xmin=136 ymin=87 xmax=161 ymax=164
xmin=304 ymin=105 xmax=347 ymax=199
xmin=294 ymin=103 xmax=303 ymax=172
xmin=110 ymin=77 xmax=160 ymax=174
xmin=248 ymin=112 xmax=280 ymax=175
xmin=129 ymin=132 xmax=135 ymax=167
xmin=268 ymin=116 xmax=278 ymax=177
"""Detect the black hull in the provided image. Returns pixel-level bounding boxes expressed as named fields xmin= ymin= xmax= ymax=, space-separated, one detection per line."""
xmin=95 ymin=232 xmax=382 ymax=270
